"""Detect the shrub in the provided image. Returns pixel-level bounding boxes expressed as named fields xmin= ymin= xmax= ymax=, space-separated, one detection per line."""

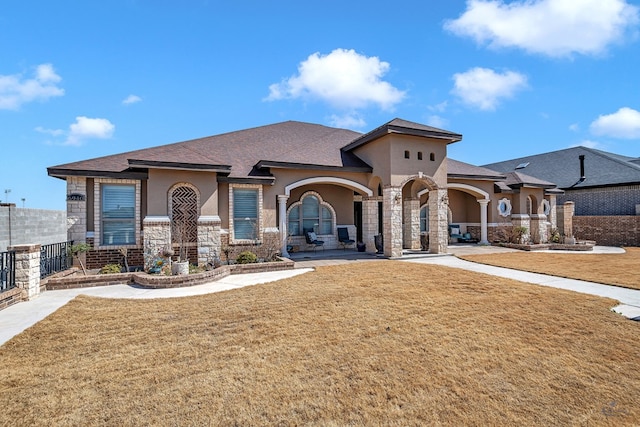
xmin=99 ymin=264 xmax=123 ymax=274
xmin=236 ymin=251 xmax=257 ymax=264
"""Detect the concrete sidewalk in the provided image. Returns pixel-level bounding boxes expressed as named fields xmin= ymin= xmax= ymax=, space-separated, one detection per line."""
xmin=0 ymin=268 xmax=313 ymax=346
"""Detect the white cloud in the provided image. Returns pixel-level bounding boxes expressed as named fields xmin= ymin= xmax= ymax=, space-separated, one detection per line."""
xmin=426 ymin=115 xmax=449 ymax=129
xmin=444 ymin=0 xmax=639 ymax=57
xmin=428 ymin=101 xmax=449 ymax=113
xmin=0 ymin=63 xmax=64 ymax=110
xmin=35 ymin=126 xmax=65 ymax=136
xmin=328 ymin=112 xmax=367 ymax=129
xmin=65 ymin=116 xmax=115 ymax=146
xmin=451 ymin=67 xmax=528 ymax=111
xmin=569 ymin=123 xmax=580 ymax=132
xmin=570 ymin=139 xmax=601 ymax=149
xmin=589 ymin=107 xmax=640 ymax=139
xmin=265 ymin=48 xmax=405 ymax=111
xmin=122 ymin=94 xmax=142 ymax=105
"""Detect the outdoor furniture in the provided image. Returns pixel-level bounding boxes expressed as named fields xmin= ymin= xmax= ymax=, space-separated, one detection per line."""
xmin=337 ymin=227 xmax=355 ymax=250
xmin=459 ymin=232 xmax=479 ymax=243
xmin=448 ymin=224 xmax=463 ymax=243
xmin=304 ymin=230 xmax=325 ymax=251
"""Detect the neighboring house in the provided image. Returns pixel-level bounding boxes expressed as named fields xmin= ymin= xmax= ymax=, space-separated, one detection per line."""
xmin=47 ymin=119 xmax=561 ymax=269
xmin=484 ymin=146 xmax=640 ymax=216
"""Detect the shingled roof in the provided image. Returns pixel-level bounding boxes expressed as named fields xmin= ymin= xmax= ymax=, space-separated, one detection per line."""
xmin=483 ymin=146 xmax=640 ymax=189
xmin=48 ymin=121 xmax=371 ymax=180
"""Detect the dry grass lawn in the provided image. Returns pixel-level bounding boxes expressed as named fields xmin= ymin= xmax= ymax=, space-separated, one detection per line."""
xmin=460 ymin=247 xmax=640 ymax=290
xmin=1 ymin=261 xmax=639 ymax=426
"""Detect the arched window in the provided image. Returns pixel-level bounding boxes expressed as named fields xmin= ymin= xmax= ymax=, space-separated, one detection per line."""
xmin=288 ymin=192 xmax=334 ymax=236
xmin=420 ymin=205 xmax=429 ymax=233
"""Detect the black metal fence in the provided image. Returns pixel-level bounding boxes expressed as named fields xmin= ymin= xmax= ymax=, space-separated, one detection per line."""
xmin=1 ymin=250 xmax=16 ymax=293
xmin=41 ymin=241 xmax=73 ymax=279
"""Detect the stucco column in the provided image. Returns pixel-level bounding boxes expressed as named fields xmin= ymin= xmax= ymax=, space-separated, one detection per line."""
xmin=403 ymin=198 xmax=421 ymax=250
xmin=428 ymin=189 xmax=448 ymax=254
xmin=478 ymin=199 xmax=489 ymax=245
xmin=383 ymin=186 xmax=403 ymax=258
xmin=278 ymin=195 xmax=290 ymax=258
xmin=362 ymin=197 xmax=378 ymax=254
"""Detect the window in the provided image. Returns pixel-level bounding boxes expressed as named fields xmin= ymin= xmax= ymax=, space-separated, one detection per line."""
xmin=288 ymin=193 xmax=333 ymax=236
xmin=101 ymin=184 xmax=135 ymax=245
xmin=404 ymin=150 xmax=410 ymax=159
xmin=420 ymin=205 xmax=429 ymax=233
xmin=418 ymin=151 xmax=423 ymax=160
xmin=233 ymin=188 xmax=258 ymax=240
xmin=430 ymin=152 xmax=435 ymax=161
xmin=497 ymin=198 xmax=512 ymax=217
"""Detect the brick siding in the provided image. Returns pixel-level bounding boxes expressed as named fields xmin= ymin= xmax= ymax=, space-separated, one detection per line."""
xmin=573 ymin=216 xmax=640 ymax=246
xmin=560 ymin=185 xmax=640 ymax=215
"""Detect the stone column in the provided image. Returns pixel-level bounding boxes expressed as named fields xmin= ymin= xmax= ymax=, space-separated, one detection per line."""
xmin=197 ymin=215 xmax=221 ymax=267
xmin=362 ymin=197 xmax=379 ymax=253
xmin=529 ymin=214 xmax=548 ymax=243
xmin=428 ymin=189 xmax=449 ymax=254
xmin=511 ymin=214 xmax=531 ymax=243
xmin=478 ymin=199 xmax=489 ymax=245
xmin=548 ymin=195 xmax=557 ymax=230
xmin=561 ymin=201 xmax=575 ymax=238
xmin=383 ymin=186 xmax=403 ymax=258
xmin=142 ymin=216 xmax=172 ymax=269
xmin=67 ymin=177 xmax=87 ymax=244
xmin=11 ymin=244 xmax=41 ymax=300
xmin=403 ymin=198 xmax=421 ymax=250
xmin=278 ymin=195 xmax=289 ymax=257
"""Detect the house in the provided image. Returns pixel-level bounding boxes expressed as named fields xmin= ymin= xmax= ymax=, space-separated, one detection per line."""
xmin=47 ymin=119 xmax=561 ymax=269
xmin=484 ymin=146 xmax=640 ymax=216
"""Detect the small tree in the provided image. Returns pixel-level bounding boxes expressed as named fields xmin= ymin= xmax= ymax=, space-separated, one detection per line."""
xmin=70 ymin=242 xmax=91 ymax=275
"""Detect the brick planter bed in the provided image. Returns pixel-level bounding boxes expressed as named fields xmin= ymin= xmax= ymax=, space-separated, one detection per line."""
xmin=45 ymin=258 xmax=295 ymax=291
xmin=495 ymin=242 xmax=595 ymax=252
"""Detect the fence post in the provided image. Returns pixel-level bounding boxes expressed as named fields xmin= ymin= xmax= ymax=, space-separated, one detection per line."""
xmin=10 ymin=244 xmax=41 ymax=300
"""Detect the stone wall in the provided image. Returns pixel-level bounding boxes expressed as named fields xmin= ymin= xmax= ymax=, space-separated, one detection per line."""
xmin=0 ymin=205 xmax=67 ymax=252
xmin=573 ymin=216 xmax=640 ymax=246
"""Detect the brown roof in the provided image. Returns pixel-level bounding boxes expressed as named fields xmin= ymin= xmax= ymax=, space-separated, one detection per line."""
xmin=447 ymin=159 xmax=505 ymax=180
xmin=48 ymin=121 xmax=370 ymax=179
xmin=504 ymin=171 xmax=557 ymax=189
xmin=341 ymin=118 xmax=462 ymax=152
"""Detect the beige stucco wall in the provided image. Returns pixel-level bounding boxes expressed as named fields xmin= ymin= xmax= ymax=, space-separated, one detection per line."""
xmin=353 ymin=134 xmax=449 ymax=188
xmin=146 ymin=169 xmax=218 ymax=216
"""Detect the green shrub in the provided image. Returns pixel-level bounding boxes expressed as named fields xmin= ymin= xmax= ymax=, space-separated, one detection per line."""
xmin=99 ymin=264 xmax=123 ymax=274
xmin=236 ymin=251 xmax=257 ymax=264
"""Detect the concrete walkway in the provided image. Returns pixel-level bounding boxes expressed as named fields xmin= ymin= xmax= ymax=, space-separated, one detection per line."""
xmin=1 ymin=245 xmax=638 ymax=346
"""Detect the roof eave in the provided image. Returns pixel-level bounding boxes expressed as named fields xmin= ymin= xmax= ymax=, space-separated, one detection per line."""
xmin=128 ymin=159 xmax=232 ymax=173
xmin=256 ymin=160 xmax=373 ymax=173
xmin=47 ymin=168 xmax=149 ymax=180
xmin=342 ymin=124 xmax=462 ymax=152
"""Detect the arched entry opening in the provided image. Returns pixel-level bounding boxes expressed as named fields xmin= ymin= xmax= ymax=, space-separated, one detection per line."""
xmin=280 ymin=177 xmax=373 ymax=256
xmin=442 ymin=183 xmax=490 ymax=245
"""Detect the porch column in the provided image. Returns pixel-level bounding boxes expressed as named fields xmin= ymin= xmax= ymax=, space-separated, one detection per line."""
xmin=478 ymin=199 xmax=489 ymax=245
xmin=511 ymin=214 xmax=531 ymax=243
xmin=548 ymin=195 xmax=557 ymax=230
xmin=403 ymin=198 xmax=421 ymax=250
xmin=383 ymin=186 xmax=403 ymax=258
xmin=428 ymin=189 xmax=448 ymax=254
xmin=142 ymin=216 xmax=172 ymax=270
xmin=530 ymin=214 xmax=548 ymax=243
xmin=278 ymin=195 xmax=290 ymax=258
xmin=362 ymin=197 xmax=378 ymax=253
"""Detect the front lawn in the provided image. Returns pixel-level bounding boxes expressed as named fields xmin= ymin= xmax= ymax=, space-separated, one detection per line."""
xmin=1 ymin=261 xmax=638 ymax=425
xmin=460 ymin=247 xmax=640 ymax=290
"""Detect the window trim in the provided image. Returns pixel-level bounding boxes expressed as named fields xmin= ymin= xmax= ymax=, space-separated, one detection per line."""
xmin=286 ymin=191 xmax=336 ymax=237
xmin=229 ymin=184 xmax=262 ymax=244
xmin=94 ymin=178 xmax=140 ymax=248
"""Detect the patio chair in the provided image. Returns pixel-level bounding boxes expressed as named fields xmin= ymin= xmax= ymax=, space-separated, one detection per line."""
xmin=448 ymin=224 xmax=463 ymax=243
xmin=304 ymin=229 xmax=325 ymax=252
xmin=337 ymin=227 xmax=355 ymax=250
xmin=459 ymin=232 xmax=479 ymax=243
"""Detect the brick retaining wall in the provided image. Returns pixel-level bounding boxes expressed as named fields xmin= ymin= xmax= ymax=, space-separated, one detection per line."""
xmin=573 ymin=216 xmax=640 ymax=247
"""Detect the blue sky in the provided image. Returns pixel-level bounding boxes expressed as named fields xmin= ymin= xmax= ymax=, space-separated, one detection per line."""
xmin=1 ymin=0 xmax=639 ymax=210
